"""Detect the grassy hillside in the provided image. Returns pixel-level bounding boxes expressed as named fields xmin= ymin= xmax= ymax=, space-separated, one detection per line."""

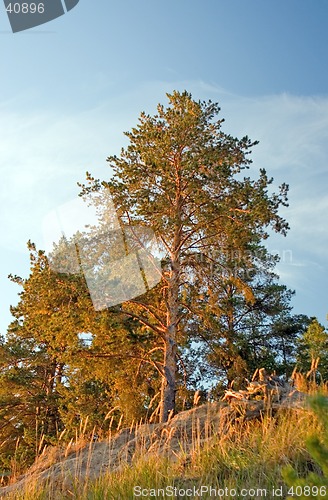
xmin=1 ymin=396 xmax=327 ymax=500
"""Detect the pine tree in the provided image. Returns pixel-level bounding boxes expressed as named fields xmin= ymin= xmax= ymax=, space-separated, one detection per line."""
xmin=1 ymin=241 xmax=93 ymax=467
xmin=296 ymin=319 xmax=328 ymax=382
xmin=5 ymin=240 xmax=162 ymax=456
xmin=79 ymin=90 xmax=289 ymax=422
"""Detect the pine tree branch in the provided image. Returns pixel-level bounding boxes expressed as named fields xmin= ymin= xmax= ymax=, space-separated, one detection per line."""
xmin=128 ymin=300 xmax=167 ymax=330
xmin=119 ymin=308 xmax=166 ymax=337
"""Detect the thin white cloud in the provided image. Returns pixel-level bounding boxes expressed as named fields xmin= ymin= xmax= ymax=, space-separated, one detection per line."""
xmin=0 ymin=105 xmax=131 ymax=253
xmin=0 ymin=81 xmax=327 ymax=332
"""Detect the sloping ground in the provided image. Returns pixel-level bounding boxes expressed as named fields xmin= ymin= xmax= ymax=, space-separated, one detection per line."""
xmin=0 ymin=402 xmax=225 ymax=497
xmin=0 ymin=382 xmax=307 ymax=498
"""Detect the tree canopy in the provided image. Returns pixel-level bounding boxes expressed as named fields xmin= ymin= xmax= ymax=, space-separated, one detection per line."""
xmin=1 ymin=91 xmax=318 ymax=471
xmin=79 ymin=90 xmax=290 ymax=421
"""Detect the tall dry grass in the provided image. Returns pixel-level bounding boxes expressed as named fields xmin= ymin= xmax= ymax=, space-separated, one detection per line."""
xmin=2 ymin=401 xmax=325 ymax=500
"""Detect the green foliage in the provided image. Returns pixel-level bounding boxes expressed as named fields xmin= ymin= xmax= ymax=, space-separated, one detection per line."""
xmin=0 ymin=330 xmax=63 ymax=472
xmin=283 ymin=395 xmax=328 ymax=499
xmin=297 ymin=319 xmax=328 ymax=381
xmin=1 ymin=242 xmax=160 ymax=470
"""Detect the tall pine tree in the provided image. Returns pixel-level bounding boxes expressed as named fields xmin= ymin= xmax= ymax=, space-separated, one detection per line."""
xmin=79 ymin=91 xmax=289 ymax=422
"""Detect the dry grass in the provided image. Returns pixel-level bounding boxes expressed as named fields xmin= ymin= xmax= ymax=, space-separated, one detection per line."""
xmin=1 ymin=397 xmax=325 ymax=499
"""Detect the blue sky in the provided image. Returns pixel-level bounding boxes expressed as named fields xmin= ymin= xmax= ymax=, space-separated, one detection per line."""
xmin=0 ymin=0 xmax=327 ymax=334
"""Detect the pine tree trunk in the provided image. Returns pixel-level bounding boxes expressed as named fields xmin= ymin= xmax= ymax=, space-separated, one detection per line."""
xmin=159 ymin=166 xmax=182 ymax=423
xmin=159 ymin=243 xmax=181 ymax=422
xmin=160 ymin=334 xmax=177 ymax=422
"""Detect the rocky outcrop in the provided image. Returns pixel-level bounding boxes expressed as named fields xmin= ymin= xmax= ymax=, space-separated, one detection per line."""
xmin=223 ymin=368 xmax=306 ymax=409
